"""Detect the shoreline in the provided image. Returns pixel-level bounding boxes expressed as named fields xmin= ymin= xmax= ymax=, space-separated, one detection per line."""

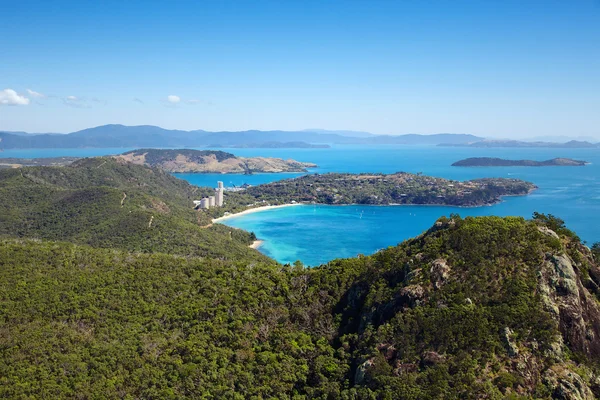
xmin=249 ymin=240 xmax=264 ymax=249
xmin=213 ymin=193 xmax=535 ymax=224
xmin=212 ymin=203 xmax=302 ymax=223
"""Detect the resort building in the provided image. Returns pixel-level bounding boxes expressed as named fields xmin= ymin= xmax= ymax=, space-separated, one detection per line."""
xmin=194 ymin=182 xmax=225 ymax=210
xmin=215 ymin=181 xmax=224 ymax=206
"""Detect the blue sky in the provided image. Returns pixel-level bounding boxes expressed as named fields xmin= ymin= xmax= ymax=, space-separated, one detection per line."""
xmin=1 ymin=0 xmax=599 ymax=138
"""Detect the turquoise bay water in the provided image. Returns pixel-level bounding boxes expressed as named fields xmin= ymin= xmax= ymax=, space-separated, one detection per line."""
xmin=217 ymin=146 xmax=600 ymax=265
xmin=2 ymin=145 xmax=599 ymax=265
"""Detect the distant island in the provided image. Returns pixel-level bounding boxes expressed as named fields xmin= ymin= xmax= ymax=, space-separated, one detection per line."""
xmin=207 ymin=141 xmax=330 ymax=149
xmin=0 ymin=156 xmax=79 ymax=168
xmin=222 ymin=172 xmax=537 ymax=208
xmin=440 ymin=139 xmax=599 ymax=148
xmin=452 ymin=157 xmax=589 ymax=167
xmin=114 ymin=149 xmax=317 ymax=173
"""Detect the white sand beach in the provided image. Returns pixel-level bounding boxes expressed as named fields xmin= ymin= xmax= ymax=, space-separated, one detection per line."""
xmin=212 ymin=203 xmax=302 ymax=223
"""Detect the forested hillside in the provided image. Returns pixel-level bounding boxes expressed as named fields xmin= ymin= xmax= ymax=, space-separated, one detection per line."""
xmin=1 ymin=211 xmax=600 ymax=397
xmin=0 ymin=158 xmax=263 ymax=261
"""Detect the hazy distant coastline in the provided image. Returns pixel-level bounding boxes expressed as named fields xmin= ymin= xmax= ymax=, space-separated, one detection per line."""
xmin=452 ymin=157 xmax=589 ymax=167
xmin=0 ymin=125 xmax=484 ymax=149
xmin=441 ymin=139 xmax=599 ymax=148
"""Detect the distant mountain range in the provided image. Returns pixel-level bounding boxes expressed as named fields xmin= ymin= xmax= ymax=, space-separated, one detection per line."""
xmin=0 ymin=124 xmax=484 ymax=149
xmin=0 ymin=125 xmax=597 ymax=149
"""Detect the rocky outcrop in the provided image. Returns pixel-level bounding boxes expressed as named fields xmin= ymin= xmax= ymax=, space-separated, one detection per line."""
xmin=354 ymin=358 xmax=374 ymax=385
xmin=538 ymin=252 xmax=600 ymax=359
xmin=430 ymin=258 xmax=451 ymax=289
xmin=502 ymin=327 xmax=519 ymax=357
xmin=538 ymin=226 xmax=560 ymax=239
xmin=543 ymin=367 xmax=596 ymax=400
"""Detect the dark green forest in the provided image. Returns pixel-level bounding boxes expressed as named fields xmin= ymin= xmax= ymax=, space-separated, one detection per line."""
xmin=1 ymin=160 xmax=599 ymax=398
xmin=238 ymin=173 xmax=536 ymax=207
xmin=0 ymin=158 xmax=263 ymax=262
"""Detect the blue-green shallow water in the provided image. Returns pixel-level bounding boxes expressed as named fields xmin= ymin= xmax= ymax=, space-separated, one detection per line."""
xmin=216 ymin=145 xmax=600 ymax=265
xmin=2 ymin=145 xmax=598 ymax=265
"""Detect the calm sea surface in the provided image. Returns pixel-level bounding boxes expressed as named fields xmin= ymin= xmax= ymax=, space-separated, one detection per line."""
xmin=3 ymin=145 xmax=598 ymax=265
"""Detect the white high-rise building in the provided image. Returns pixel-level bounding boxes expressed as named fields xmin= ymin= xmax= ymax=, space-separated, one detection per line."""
xmin=200 ymin=198 xmax=210 ymax=209
xmin=215 ymin=181 xmax=224 ymax=207
xmin=208 ymin=196 xmax=216 ymax=207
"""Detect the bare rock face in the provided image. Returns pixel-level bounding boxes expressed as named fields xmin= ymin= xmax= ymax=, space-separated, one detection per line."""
xmin=398 ymin=285 xmax=425 ymax=308
xmin=543 ymin=368 xmax=596 ymax=400
xmin=430 ymin=258 xmax=451 ymax=289
xmin=354 ymin=358 xmax=374 ymax=385
xmin=502 ymin=327 xmax=519 ymax=357
xmin=538 ymin=252 xmax=600 ymax=359
xmin=538 ymin=226 xmax=560 ymax=240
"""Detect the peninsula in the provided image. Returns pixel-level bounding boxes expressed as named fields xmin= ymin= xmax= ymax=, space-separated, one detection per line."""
xmin=114 ymin=148 xmax=317 ymax=173
xmin=452 ymin=157 xmax=588 ymax=167
xmin=215 ymin=172 xmax=536 ymax=211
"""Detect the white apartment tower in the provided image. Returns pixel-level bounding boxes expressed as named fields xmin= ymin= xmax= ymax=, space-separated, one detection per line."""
xmin=208 ymin=196 xmax=216 ymax=207
xmin=215 ymin=181 xmax=224 ymax=206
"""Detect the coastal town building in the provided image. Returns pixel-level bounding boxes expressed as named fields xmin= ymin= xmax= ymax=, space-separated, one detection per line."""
xmin=215 ymin=181 xmax=224 ymax=206
xmin=193 ymin=181 xmax=226 ymax=210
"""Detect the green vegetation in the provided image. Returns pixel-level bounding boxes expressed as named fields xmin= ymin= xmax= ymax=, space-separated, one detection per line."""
xmin=0 ymin=159 xmax=599 ymax=398
xmin=0 ymin=158 xmax=265 ymax=261
xmin=532 ymin=212 xmax=581 ymax=241
xmin=220 ymin=172 xmax=536 ymax=209
xmin=593 ymin=243 xmax=600 ymax=261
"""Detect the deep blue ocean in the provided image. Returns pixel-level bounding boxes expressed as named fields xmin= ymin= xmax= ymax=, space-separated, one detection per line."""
xmin=3 ymin=145 xmax=598 ymax=266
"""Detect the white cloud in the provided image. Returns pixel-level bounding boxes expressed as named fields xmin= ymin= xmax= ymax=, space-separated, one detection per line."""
xmin=63 ymin=96 xmax=90 ymax=108
xmin=167 ymin=95 xmax=181 ymax=104
xmin=26 ymin=89 xmax=45 ymax=98
xmin=0 ymin=89 xmax=30 ymax=106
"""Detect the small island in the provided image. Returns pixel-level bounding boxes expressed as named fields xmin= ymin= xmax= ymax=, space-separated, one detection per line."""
xmin=215 ymin=172 xmax=537 ymax=212
xmin=114 ymin=149 xmax=317 ymax=173
xmin=452 ymin=157 xmax=588 ymax=167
